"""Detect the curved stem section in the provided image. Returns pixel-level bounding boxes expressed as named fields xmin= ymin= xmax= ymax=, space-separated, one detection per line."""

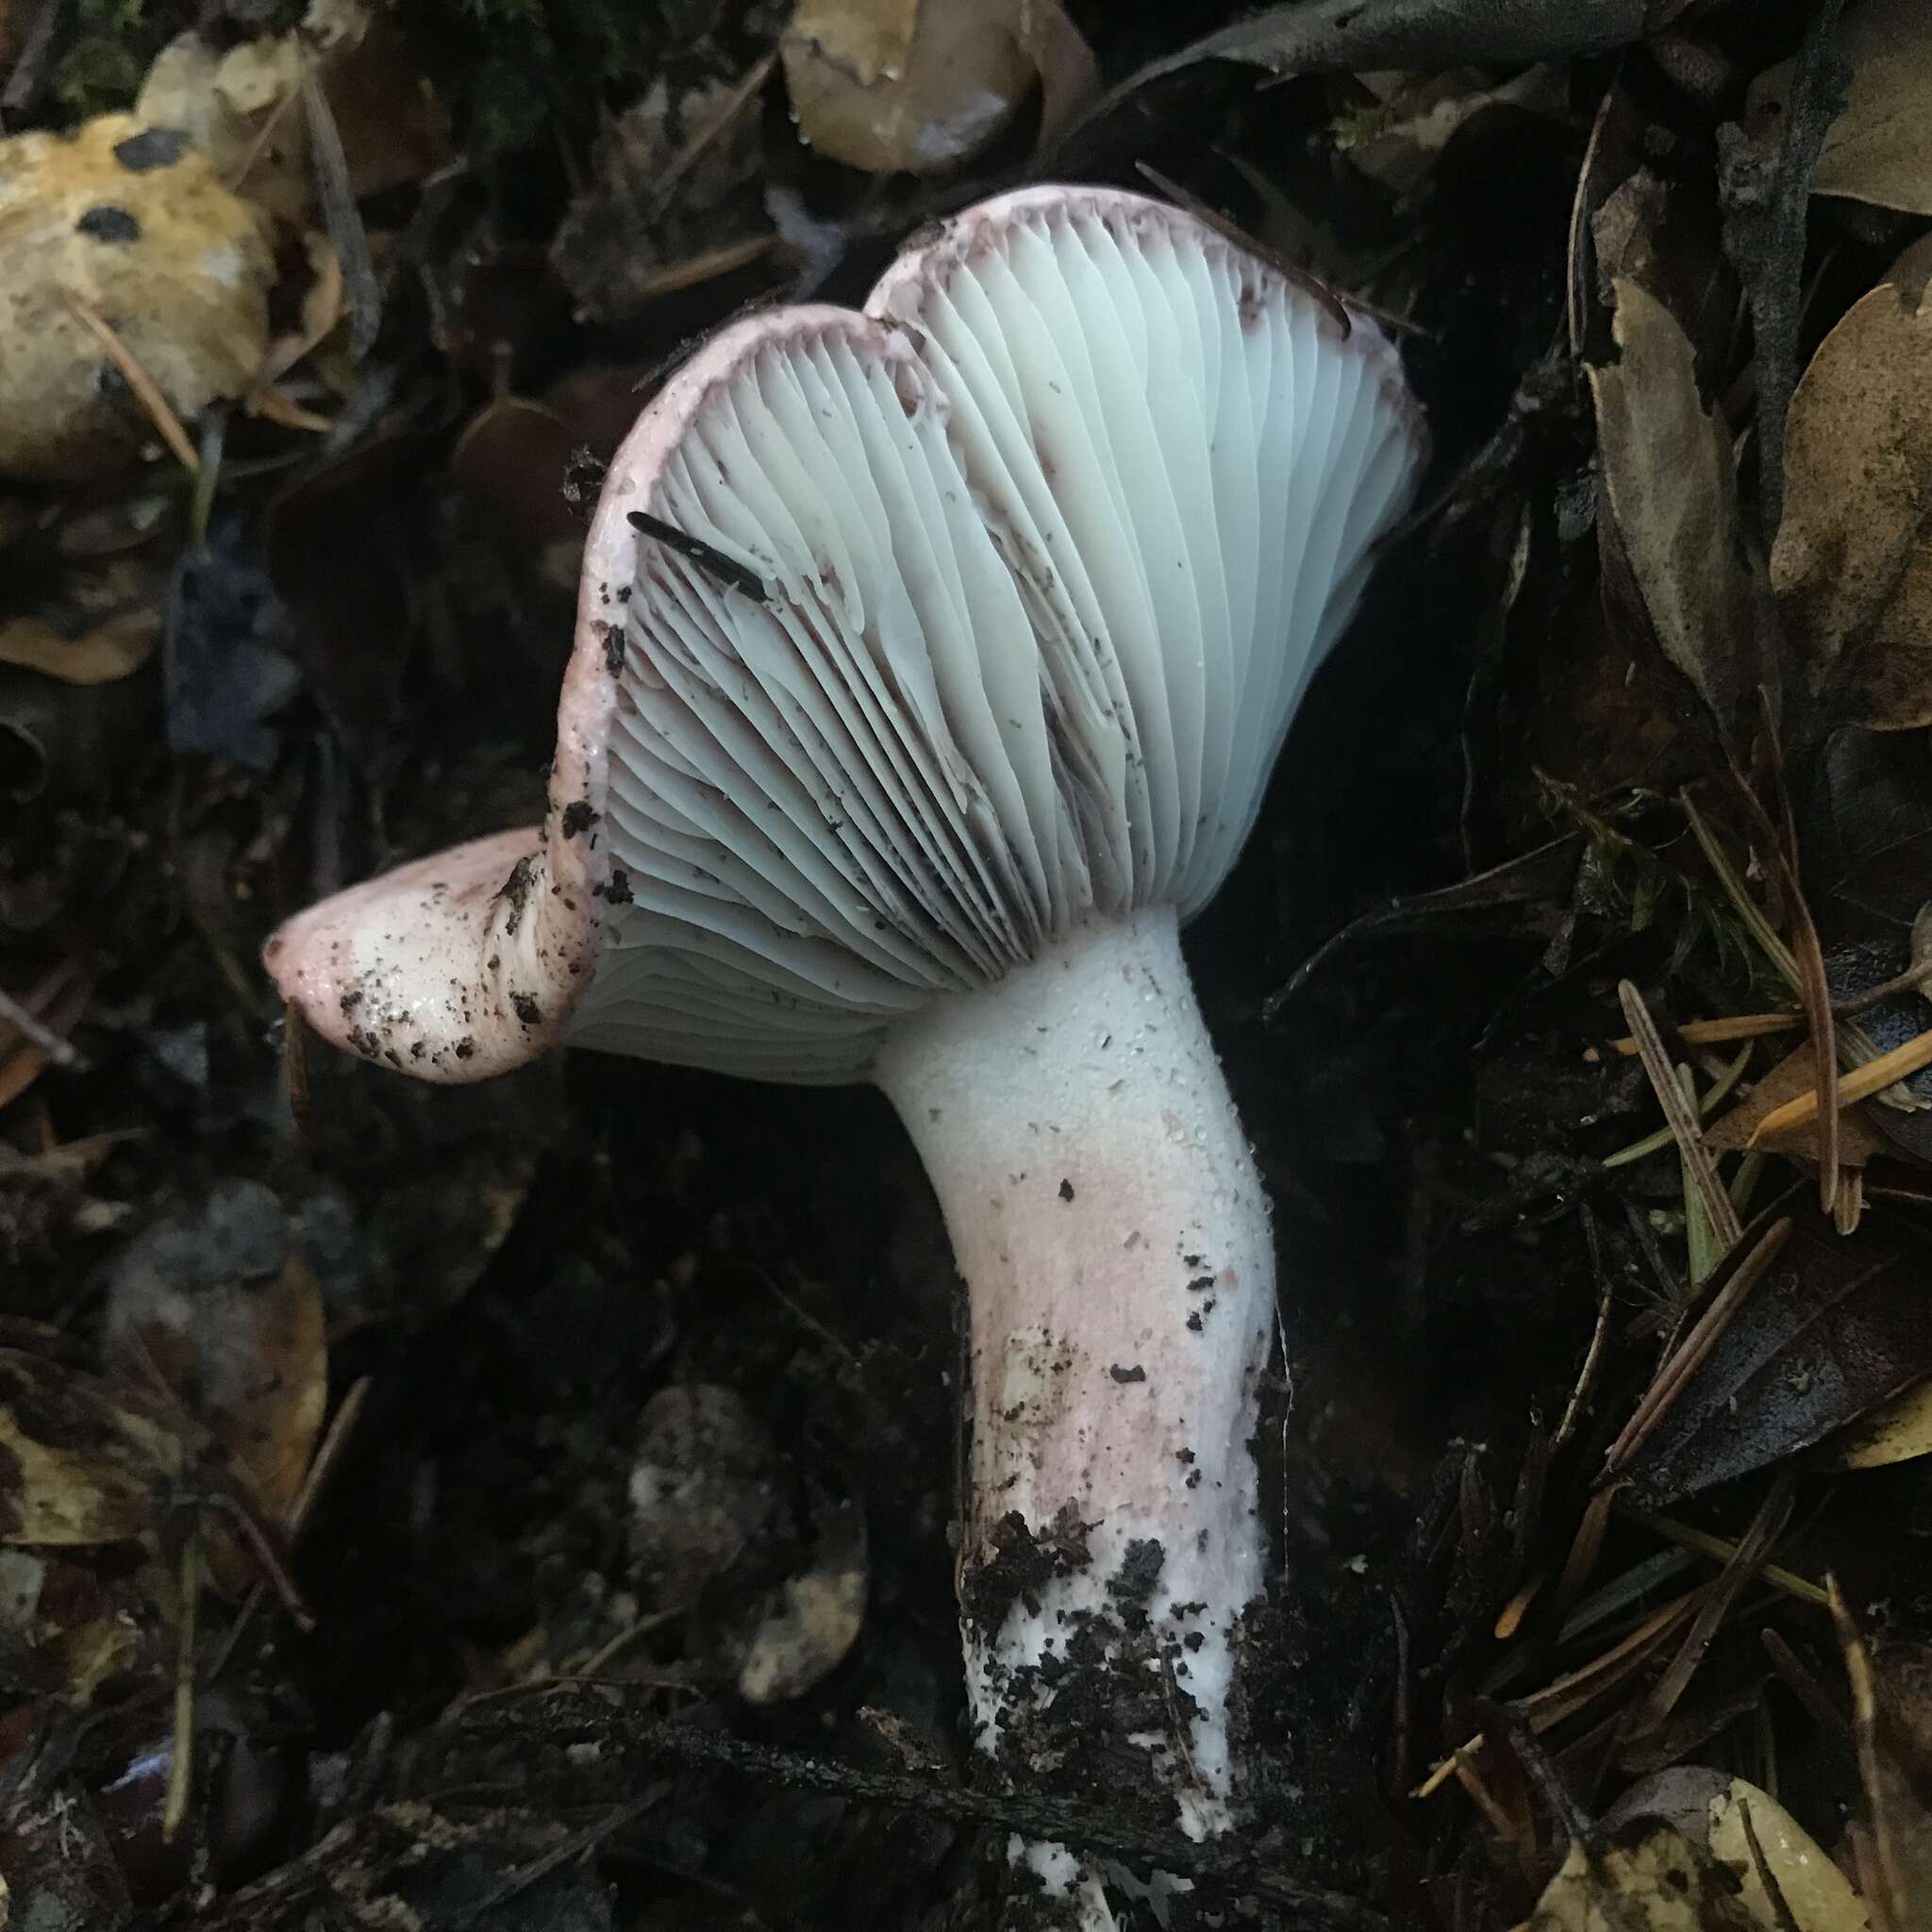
xmin=874 ymin=908 xmax=1273 ymax=1847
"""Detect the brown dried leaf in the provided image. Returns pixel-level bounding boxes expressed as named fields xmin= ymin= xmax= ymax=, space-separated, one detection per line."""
xmin=0 ymin=1349 xmax=182 ymax=1545
xmin=1747 ymin=0 xmax=1932 ymax=217
xmin=1773 ymin=282 xmax=1932 ymax=731
xmin=1530 ymin=1820 xmax=1761 ymax=1930
xmin=783 ymin=0 xmax=1035 ymax=175
xmin=1704 ymin=1042 xmax=1890 ymax=1170
xmin=0 ymin=608 xmax=157 ymax=685
xmin=137 ymin=4 xmax=451 ymax=228
xmin=1838 ymin=1592 xmax=1932 ymax=1932
xmin=1589 ymin=277 xmax=1757 ymax=741
xmin=1018 ymin=0 xmax=1099 ymax=153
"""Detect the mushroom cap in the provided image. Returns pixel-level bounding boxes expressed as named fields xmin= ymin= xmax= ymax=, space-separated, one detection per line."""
xmin=267 ymin=184 xmax=1426 ymax=1084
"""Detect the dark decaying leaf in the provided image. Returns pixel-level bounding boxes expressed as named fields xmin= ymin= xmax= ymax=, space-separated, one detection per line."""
xmin=1058 ymin=0 xmax=1666 ymax=169
xmin=162 ymin=522 xmax=301 ymax=772
xmin=103 ymin=1179 xmax=327 ymax=1590
xmin=0 ymin=1778 xmax=135 ymax=1932
xmin=1588 ymin=276 xmax=1758 ymax=746
xmin=1718 ymin=0 xmax=1850 ymax=540
xmin=1267 ymin=834 xmax=1583 ymax=1014
xmin=551 ymin=70 xmax=772 ymax=325
xmin=1132 ymin=0 xmax=1657 ymax=86
xmin=1624 ymin=1199 xmax=1932 ymax=1506
xmin=267 ymin=426 xmax=433 ymax=777
xmin=1838 ymin=1592 xmax=1932 ymax=1932
xmin=0 ymin=1347 xmax=184 ymax=1545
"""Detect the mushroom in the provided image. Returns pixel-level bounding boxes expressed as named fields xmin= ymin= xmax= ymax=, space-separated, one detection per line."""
xmin=267 ymin=185 xmax=1424 ymax=1907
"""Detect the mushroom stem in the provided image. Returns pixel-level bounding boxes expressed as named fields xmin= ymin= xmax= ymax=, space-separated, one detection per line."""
xmin=874 ymin=907 xmax=1273 ymax=1848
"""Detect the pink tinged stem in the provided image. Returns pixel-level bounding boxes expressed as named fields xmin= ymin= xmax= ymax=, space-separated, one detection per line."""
xmin=873 ymin=907 xmax=1273 ymax=1844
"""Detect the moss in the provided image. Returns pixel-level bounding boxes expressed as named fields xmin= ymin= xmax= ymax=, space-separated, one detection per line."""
xmin=426 ymin=0 xmax=701 ymax=169
xmin=48 ymin=0 xmax=175 ymax=120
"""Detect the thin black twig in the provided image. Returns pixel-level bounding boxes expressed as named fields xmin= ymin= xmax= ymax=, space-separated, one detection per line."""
xmin=626 ymin=511 xmax=767 ymax=601
xmin=436 ymin=1699 xmax=1392 ymax=1927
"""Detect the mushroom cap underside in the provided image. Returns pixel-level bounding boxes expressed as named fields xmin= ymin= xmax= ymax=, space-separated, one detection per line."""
xmin=267 ymin=184 xmax=1427 ymax=1085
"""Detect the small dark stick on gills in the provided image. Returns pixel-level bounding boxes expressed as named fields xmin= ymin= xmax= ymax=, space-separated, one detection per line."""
xmin=623 ymin=508 xmax=768 ymax=601
xmin=263 ymin=184 xmax=1426 ymax=1926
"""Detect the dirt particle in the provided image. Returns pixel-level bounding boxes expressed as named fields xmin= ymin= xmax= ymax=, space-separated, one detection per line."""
xmin=962 ymin=1500 xmax=1091 ymax=1634
xmin=495 ymin=857 xmax=536 ymax=936
xmin=511 ymin=992 xmax=542 ymax=1025
xmin=1108 ymin=1363 xmax=1145 ymax=1384
xmin=1058 ymin=1177 xmax=1074 ymax=1202
xmin=1108 ymin=1538 xmax=1164 ymax=1620
xmin=561 ymin=800 xmax=598 ymax=838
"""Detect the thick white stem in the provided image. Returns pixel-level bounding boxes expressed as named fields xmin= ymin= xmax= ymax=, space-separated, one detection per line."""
xmin=874 ymin=908 xmax=1273 ymax=1861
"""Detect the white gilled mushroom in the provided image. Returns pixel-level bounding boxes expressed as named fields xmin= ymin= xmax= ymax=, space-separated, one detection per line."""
xmin=267 ymin=185 xmax=1424 ymax=1905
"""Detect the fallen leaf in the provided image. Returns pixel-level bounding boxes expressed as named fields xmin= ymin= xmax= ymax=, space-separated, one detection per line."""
xmin=1340 ymin=64 xmax=1569 ymax=196
xmin=0 ymin=607 xmax=158 ymax=685
xmin=1058 ymin=0 xmax=1672 ymax=167
xmin=1705 ymin=1042 xmax=1891 ymax=1169
xmin=1589 ymin=277 xmax=1757 ymax=742
xmin=1018 ymin=0 xmax=1100 ymax=153
xmin=1607 ymin=1765 xmax=1873 ymax=1931
xmin=1773 ymin=283 xmax=1932 ymax=732
xmin=1136 ymin=0 xmax=1660 ymax=82
xmin=1837 ymin=1592 xmax=1932 ymax=1932
xmin=0 ymin=1349 xmax=183 ymax=1545
xmin=1746 ymin=0 xmax=1932 ymax=217
xmin=551 ymin=71 xmax=771 ymax=326
xmin=784 ymin=0 xmax=1039 ymax=175
xmin=0 ymin=114 xmax=275 ymax=481
xmin=1530 ymin=1819 xmax=1761 ymax=1930
xmin=162 ymin=520 xmax=301 ymax=772
xmin=1623 ymin=1200 xmax=1932 ymax=1506
xmin=1889 ymin=231 xmax=1932 ymax=304
xmin=137 ymin=3 xmax=451 ymax=228
xmin=105 ymin=1205 xmax=325 ymax=1526
xmin=738 ymin=1492 xmax=868 ymax=1706
xmin=627 ymin=1382 xmax=781 ymax=1613
xmin=1831 ymin=1377 xmax=1932 ymax=1470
